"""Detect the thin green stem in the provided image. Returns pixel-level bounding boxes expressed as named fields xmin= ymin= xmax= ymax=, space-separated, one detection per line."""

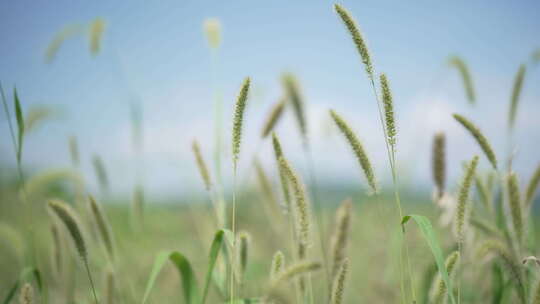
xmin=84 ymin=259 xmax=99 ymax=304
xmin=368 ymin=78 xmax=415 ymax=302
xmin=230 ymin=162 xmax=238 ymax=304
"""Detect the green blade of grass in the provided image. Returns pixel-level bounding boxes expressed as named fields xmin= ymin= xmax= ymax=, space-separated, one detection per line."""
xmin=2 ymin=267 xmax=42 ymax=304
xmin=401 ymin=214 xmax=456 ymax=304
xmin=142 ymin=251 xmax=200 ymax=304
xmin=202 ymin=229 xmax=226 ymax=304
xmin=14 ymin=88 xmax=24 ymax=164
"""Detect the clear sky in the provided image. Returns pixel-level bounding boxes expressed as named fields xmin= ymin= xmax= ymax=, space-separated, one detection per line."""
xmin=1 ymin=0 xmax=539 ymax=199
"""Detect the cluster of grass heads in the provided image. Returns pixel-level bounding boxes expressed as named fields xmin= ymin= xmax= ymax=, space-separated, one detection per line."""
xmin=1 ymin=3 xmax=540 ymax=304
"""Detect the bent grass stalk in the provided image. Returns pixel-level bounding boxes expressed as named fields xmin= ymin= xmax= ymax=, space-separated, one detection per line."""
xmin=88 ymin=195 xmax=115 ymax=261
xmin=48 ymin=199 xmax=98 ymax=303
xmin=453 ymin=114 xmax=497 ymax=169
xmin=508 ymin=64 xmax=526 ymax=130
xmin=448 ymin=56 xmax=475 ymax=105
xmin=261 ymin=99 xmax=285 ymax=139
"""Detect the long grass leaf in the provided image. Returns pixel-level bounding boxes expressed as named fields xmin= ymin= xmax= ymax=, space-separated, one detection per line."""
xmin=14 ymin=88 xmax=24 ymax=163
xmin=402 ymin=215 xmax=456 ymax=304
xmin=202 ymin=229 xmax=226 ymax=304
xmin=142 ymin=251 xmax=200 ymax=304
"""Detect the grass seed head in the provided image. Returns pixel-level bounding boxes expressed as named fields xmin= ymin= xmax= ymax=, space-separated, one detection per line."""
xmin=203 ymin=18 xmax=221 ymax=49
xmin=232 ymin=77 xmax=251 ymax=165
xmin=508 ymin=64 xmax=526 ymax=129
xmin=279 ymin=156 xmax=311 ymax=246
xmin=281 ymin=73 xmax=307 ymax=140
xmin=432 ymin=132 xmax=446 ymax=199
xmin=454 ymin=155 xmax=479 ymax=242
xmin=507 ymin=172 xmax=524 ymax=245
xmin=270 ymin=251 xmax=285 ymax=280
xmin=453 ymin=114 xmax=497 ymax=169
xmin=330 ymin=259 xmax=348 ymax=304
xmin=261 ymin=99 xmax=285 ymax=139
xmin=330 ymin=198 xmax=353 ymax=280
xmin=192 ymin=139 xmax=212 ymax=191
xmin=448 ymin=56 xmax=475 ymax=105
xmin=19 ymin=283 xmax=33 ymax=304
xmin=380 ymin=74 xmax=397 ymax=150
xmin=430 ymin=251 xmax=460 ymax=304
xmin=48 ymin=199 xmax=87 ymax=260
xmin=88 ymin=195 xmax=114 ymax=260
xmin=330 ymin=109 xmax=377 ymax=194
xmin=334 ymin=4 xmax=374 ymax=80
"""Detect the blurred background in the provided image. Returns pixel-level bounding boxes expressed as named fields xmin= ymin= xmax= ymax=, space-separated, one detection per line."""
xmin=1 ymin=0 xmax=539 ymax=201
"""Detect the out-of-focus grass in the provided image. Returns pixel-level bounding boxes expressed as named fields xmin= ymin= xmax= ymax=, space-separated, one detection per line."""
xmin=0 ymin=181 xmax=506 ymax=303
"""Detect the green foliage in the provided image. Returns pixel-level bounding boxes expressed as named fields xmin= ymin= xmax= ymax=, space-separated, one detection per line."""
xmin=402 ymin=215 xmax=456 ymax=304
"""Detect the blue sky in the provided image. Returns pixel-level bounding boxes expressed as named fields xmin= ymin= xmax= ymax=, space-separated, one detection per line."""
xmin=1 ymin=0 xmax=539 ymax=199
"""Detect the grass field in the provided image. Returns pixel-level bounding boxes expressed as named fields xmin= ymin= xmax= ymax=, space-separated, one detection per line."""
xmin=1 ymin=2 xmax=540 ymax=304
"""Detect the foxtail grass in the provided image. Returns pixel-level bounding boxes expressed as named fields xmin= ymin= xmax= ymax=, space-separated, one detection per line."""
xmin=453 ymin=114 xmax=497 ymax=169
xmin=329 ymin=259 xmax=348 ymax=304
xmin=432 ymin=132 xmax=446 ymax=200
xmin=272 ymin=133 xmax=291 ymax=210
xmin=192 ymin=139 xmax=212 ymax=191
xmin=454 ymin=156 xmax=479 ymax=242
xmin=237 ymin=231 xmax=250 ymax=286
xmin=270 ymin=261 xmax=321 ymax=287
xmin=508 ymin=64 xmax=526 ymax=130
xmin=48 ymin=199 xmax=98 ymax=303
xmin=88 ymin=195 xmax=114 ymax=260
xmin=92 ymin=154 xmax=109 ymax=194
xmin=334 ymin=4 xmax=373 ymax=80
xmin=19 ymin=283 xmax=33 ymax=304
xmin=430 ymin=251 xmax=459 ymax=304
xmin=261 ymin=99 xmax=285 ymax=139
xmin=330 ymin=199 xmax=352 ymax=281
xmin=507 ymin=172 xmax=524 ymax=247
xmin=281 ymin=73 xmax=307 ymax=141
xmin=270 ymin=251 xmax=285 ymax=280
xmin=279 ymin=157 xmax=311 ymax=247
xmin=329 ymin=109 xmax=377 ymax=194
xmin=476 ymin=239 xmax=526 ymax=303
xmin=230 ymin=76 xmax=251 ymax=304
xmin=203 ymin=18 xmax=221 ymax=50
xmin=232 ymin=77 xmax=251 ymax=166
xmin=448 ymin=56 xmax=475 ymax=105
xmin=333 ymin=5 xmax=414 ymax=302
xmin=380 ymin=74 xmax=397 ymax=151
xmin=89 ymin=18 xmax=106 ymax=56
